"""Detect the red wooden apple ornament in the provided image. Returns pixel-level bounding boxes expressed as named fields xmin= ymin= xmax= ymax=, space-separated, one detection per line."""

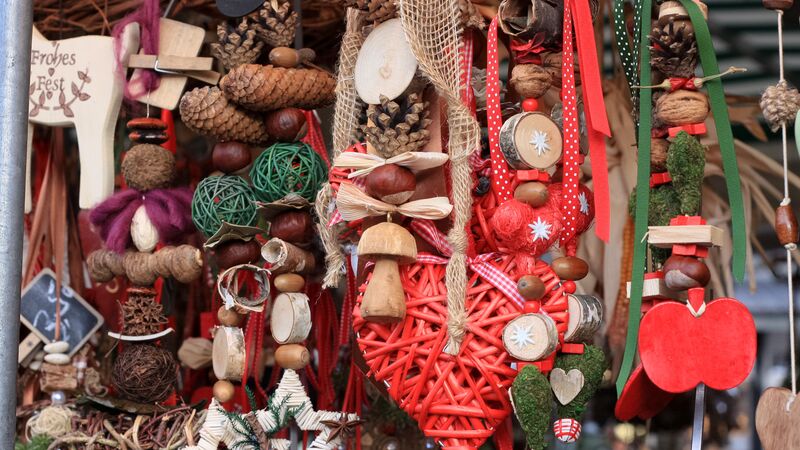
xmin=638 ymin=288 xmax=756 ymax=393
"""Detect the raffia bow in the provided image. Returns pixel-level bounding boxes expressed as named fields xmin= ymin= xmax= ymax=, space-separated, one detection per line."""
xmin=336 ymin=182 xmax=453 ymax=221
xmin=333 ymin=151 xmax=450 ymax=178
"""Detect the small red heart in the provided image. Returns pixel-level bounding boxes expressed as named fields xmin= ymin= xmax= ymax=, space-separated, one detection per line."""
xmin=638 ymin=295 xmax=756 ymax=393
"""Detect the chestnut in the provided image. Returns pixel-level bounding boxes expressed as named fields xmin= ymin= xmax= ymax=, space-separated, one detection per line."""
xmin=270 ymin=210 xmax=314 ymax=244
xmin=265 ymin=108 xmax=308 ymax=142
xmin=517 ymin=275 xmax=546 ymax=300
xmin=364 ymin=164 xmax=417 ymax=205
xmin=662 ymin=255 xmax=710 ymax=291
xmin=212 ymin=142 xmax=252 ymax=173
xmin=514 ymin=182 xmax=549 ymax=207
xmin=214 ymin=240 xmax=261 ymax=269
xmin=552 ymin=256 xmax=589 ymax=281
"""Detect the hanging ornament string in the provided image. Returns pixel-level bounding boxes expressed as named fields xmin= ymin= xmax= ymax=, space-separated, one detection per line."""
xmin=560 ymin=0 xmax=611 ymax=244
xmin=615 ymin=0 xmax=653 ymax=396
xmin=485 ymin=17 xmax=514 ymax=203
xmin=678 ymin=0 xmax=746 ymax=281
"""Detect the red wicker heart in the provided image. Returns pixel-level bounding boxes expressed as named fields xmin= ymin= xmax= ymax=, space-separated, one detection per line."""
xmin=354 ymin=255 xmax=568 ymax=449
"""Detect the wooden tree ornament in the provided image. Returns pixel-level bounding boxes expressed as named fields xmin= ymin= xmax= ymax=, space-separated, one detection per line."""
xmin=26 ymin=25 xmax=140 ymax=211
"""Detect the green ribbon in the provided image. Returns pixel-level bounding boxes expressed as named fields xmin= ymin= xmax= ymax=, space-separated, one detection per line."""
xmin=615 ymin=0 xmax=652 ymax=397
xmin=615 ymin=0 xmax=748 ymax=396
xmin=613 ymin=0 xmax=643 ymax=94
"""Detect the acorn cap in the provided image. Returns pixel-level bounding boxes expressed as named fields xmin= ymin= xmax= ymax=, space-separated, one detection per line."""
xmin=357 ymin=221 xmax=417 ymax=264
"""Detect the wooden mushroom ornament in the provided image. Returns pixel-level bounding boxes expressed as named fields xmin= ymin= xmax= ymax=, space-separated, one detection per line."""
xmin=358 ymin=221 xmax=417 ymax=323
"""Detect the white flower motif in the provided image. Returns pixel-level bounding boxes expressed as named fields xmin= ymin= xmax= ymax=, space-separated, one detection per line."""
xmin=529 ymin=217 xmax=552 ymax=242
xmin=529 ymin=130 xmax=551 ymax=156
xmin=509 ymin=323 xmax=535 ymax=348
xmin=578 ymin=192 xmax=589 ymax=215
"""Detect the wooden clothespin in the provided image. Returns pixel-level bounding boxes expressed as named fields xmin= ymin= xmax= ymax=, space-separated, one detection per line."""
xmin=128 ymin=18 xmax=221 ymax=110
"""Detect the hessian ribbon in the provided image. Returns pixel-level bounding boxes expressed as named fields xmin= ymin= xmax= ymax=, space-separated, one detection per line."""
xmin=616 ymin=0 xmax=746 ymax=396
xmin=410 ymin=219 xmax=526 ymax=309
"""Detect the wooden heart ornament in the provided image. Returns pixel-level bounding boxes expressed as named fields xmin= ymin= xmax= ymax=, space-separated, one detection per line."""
xmin=354 ymin=254 xmax=568 ymax=449
xmin=756 ymin=387 xmax=800 ymax=450
xmin=550 ymin=368 xmax=585 ymax=405
xmin=638 ymin=288 xmax=756 ymax=393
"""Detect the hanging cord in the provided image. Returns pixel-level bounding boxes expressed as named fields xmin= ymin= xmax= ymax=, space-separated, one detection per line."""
xmin=776 ymin=9 xmax=798 ymax=395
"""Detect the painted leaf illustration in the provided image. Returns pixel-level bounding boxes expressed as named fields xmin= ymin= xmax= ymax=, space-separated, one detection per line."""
xmin=38 ymin=91 xmax=45 ymax=105
xmin=58 ymin=91 xmax=66 ymax=106
xmin=30 ymin=104 xmax=39 ymax=117
xmin=62 ymin=104 xmax=74 ymax=118
xmin=78 ymin=71 xmax=86 ymax=81
xmin=79 ymin=93 xmax=90 ymax=101
xmin=71 ymin=82 xmax=79 ymax=95
xmin=29 ymin=83 xmax=35 ymax=95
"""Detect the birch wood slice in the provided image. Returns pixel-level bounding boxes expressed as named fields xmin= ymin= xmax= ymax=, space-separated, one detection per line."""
xmin=564 ymin=294 xmax=603 ymax=343
xmin=354 ymin=19 xmax=418 ymax=105
xmin=212 ymin=326 xmax=246 ymax=381
xmin=270 ymin=293 xmax=312 ymax=344
xmin=502 ymin=313 xmax=558 ymax=361
xmin=756 ymin=387 xmax=800 ymax=450
xmin=499 ymin=112 xmax=563 ymax=170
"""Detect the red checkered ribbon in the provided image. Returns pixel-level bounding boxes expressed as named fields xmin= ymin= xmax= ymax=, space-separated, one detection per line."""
xmin=410 ymin=219 xmax=525 ymax=309
xmin=486 ymin=17 xmax=514 ymax=203
xmin=561 ymin=0 xmax=611 ymax=244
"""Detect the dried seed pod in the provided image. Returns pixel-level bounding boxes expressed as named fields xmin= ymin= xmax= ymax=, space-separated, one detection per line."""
xmin=268 ymin=47 xmax=316 ymax=68
xmin=88 ymin=250 xmax=114 ymax=282
xmin=210 ymin=19 xmax=265 ymax=71
xmin=220 ymin=64 xmax=336 ymax=112
xmin=179 ymin=86 xmax=270 ymax=145
xmin=249 ymin=0 xmax=298 ymax=48
xmin=123 ymin=252 xmax=157 ymax=286
xmin=122 ymin=144 xmax=176 ymax=191
xmin=650 ymin=138 xmax=670 ymax=172
xmin=514 ymin=182 xmax=549 ymax=207
xmin=510 ymin=64 xmax=552 ymax=99
xmin=170 ymin=245 xmax=203 ymax=283
xmin=776 ymin=203 xmax=799 ymax=247
xmin=152 ymin=246 xmax=175 ymax=278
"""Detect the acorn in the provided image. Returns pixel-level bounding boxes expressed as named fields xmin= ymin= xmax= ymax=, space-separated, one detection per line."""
xmin=268 ymin=47 xmax=317 ymax=68
xmin=212 ymin=142 xmax=252 ymax=174
xmin=517 ymin=275 xmax=546 ymax=300
xmin=265 ymin=108 xmax=308 ymax=142
xmin=514 ymin=182 xmax=549 ymax=207
xmin=269 ymin=211 xmax=314 ymax=244
xmin=364 ymin=164 xmax=417 ymax=205
xmin=217 ymin=306 xmax=243 ymax=327
xmin=214 ymin=240 xmax=261 ymax=269
xmin=662 ymin=255 xmax=710 ymax=290
xmin=552 ymin=256 xmax=589 ymax=281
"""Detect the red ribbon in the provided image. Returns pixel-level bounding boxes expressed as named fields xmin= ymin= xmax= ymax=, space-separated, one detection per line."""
xmin=668 ymin=77 xmax=699 ymax=91
xmin=562 ymin=0 xmax=610 ymax=243
xmin=486 ymin=18 xmax=514 ymax=203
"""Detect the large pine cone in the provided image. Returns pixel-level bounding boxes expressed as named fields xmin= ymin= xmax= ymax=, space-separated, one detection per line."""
xmin=220 ymin=64 xmax=336 ymax=112
xmin=362 ymin=93 xmax=432 ymax=158
xmin=649 ymin=18 xmax=698 ymax=78
xmin=344 ymin=0 xmax=397 ymax=24
xmin=179 ymin=86 xmax=270 ymax=145
xmin=211 ymin=19 xmax=264 ymax=71
xmin=249 ymin=0 xmax=298 ymax=48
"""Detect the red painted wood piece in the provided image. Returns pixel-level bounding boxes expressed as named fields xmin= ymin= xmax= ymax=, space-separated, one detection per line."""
xmin=615 ymin=365 xmax=675 ymax=421
xmin=638 ymin=289 xmax=756 ymax=393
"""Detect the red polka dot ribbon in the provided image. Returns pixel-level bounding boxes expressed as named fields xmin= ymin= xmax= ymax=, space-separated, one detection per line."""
xmin=486 ymin=17 xmax=513 ymax=203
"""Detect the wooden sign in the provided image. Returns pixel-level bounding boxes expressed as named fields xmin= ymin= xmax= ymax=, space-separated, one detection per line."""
xmin=20 ymin=269 xmax=104 ymax=360
xmin=129 ymin=18 xmax=213 ymax=110
xmin=26 ymin=25 xmax=140 ymax=211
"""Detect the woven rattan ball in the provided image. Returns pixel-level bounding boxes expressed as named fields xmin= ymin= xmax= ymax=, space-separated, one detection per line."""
xmin=191 ymin=175 xmax=258 ymax=237
xmin=112 ymin=344 xmax=177 ymax=404
xmin=121 ymin=144 xmax=176 ymax=191
xmin=250 ymin=142 xmax=328 ymax=202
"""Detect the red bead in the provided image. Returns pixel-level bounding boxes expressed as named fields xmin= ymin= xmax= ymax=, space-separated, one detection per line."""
xmin=562 ymin=280 xmax=576 ymax=294
xmin=522 ymin=98 xmax=539 ymax=112
xmin=523 ymin=301 xmax=540 ymax=314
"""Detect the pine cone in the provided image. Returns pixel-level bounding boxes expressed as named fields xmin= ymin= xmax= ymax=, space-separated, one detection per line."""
xmin=649 ymin=18 xmax=698 ymax=78
xmin=179 ymin=86 xmax=270 ymax=145
xmin=220 ymin=64 xmax=336 ymax=111
xmin=249 ymin=0 xmax=298 ymax=48
xmin=459 ymin=0 xmax=485 ymax=29
xmin=362 ymin=93 xmax=432 ymax=158
xmin=344 ymin=0 xmax=397 ymax=24
xmin=211 ymin=19 xmax=265 ymax=71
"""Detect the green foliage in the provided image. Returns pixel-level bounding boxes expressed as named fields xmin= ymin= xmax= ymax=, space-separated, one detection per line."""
xmin=221 ymin=408 xmax=261 ymax=450
xmin=512 ymin=365 xmax=553 ymax=450
xmin=628 ymin=184 xmax=680 ymax=265
xmin=667 ymin=132 xmax=706 ymax=215
xmin=15 ymin=435 xmax=52 ymax=450
xmin=246 ymin=385 xmax=259 ymax=412
xmin=554 ymin=345 xmax=607 ymax=420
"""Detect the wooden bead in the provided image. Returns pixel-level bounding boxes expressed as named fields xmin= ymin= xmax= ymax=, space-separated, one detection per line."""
xmin=270 ymin=211 xmax=314 ymax=244
xmin=552 ymin=256 xmax=589 ymax=281
xmin=763 ymin=0 xmax=793 ymax=9
xmin=265 ymin=108 xmax=307 ymax=142
xmin=365 ymin=164 xmax=417 ymax=205
xmin=517 ymin=275 xmax=546 ymax=300
xmin=274 ymin=273 xmax=305 ymax=292
xmin=514 ymin=182 xmax=549 ymax=207
xmin=217 ymin=306 xmax=243 ymax=327
xmin=776 ymin=204 xmax=798 ymax=247
xmin=274 ymin=344 xmax=310 ymax=370
xmin=129 ymin=130 xmax=168 ymax=145
xmin=662 ymin=255 xmax=710 ymax=290
xmin=214 ymin=240 xmax=261 ymax=269
xmin=213 ymin=380 xmax=236 ymax=402
xmin=127 ymin=117 xmax=167 ymax=130
xmin=212 ymin=142 xmax=252 ymax=174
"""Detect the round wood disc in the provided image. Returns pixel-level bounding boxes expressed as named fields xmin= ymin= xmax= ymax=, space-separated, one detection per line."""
xmin=354 ymin=19 xmax=418 ymax=105
xmin=270 ymin=293 xmax=312 ymax=344
xmin=502 ymin=313 xmax=558 ymax=361
xmin=564 ymin=294 xmax=603 ymax=343
xmin=500 ymin=112 xmax=563 ymax=170
xmin=212 ymin=326 xmax=246 ymax=381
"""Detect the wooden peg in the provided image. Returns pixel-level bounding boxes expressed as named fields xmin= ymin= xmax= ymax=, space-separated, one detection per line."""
xmin=647 ymin=225 xmax=724 ymax=248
